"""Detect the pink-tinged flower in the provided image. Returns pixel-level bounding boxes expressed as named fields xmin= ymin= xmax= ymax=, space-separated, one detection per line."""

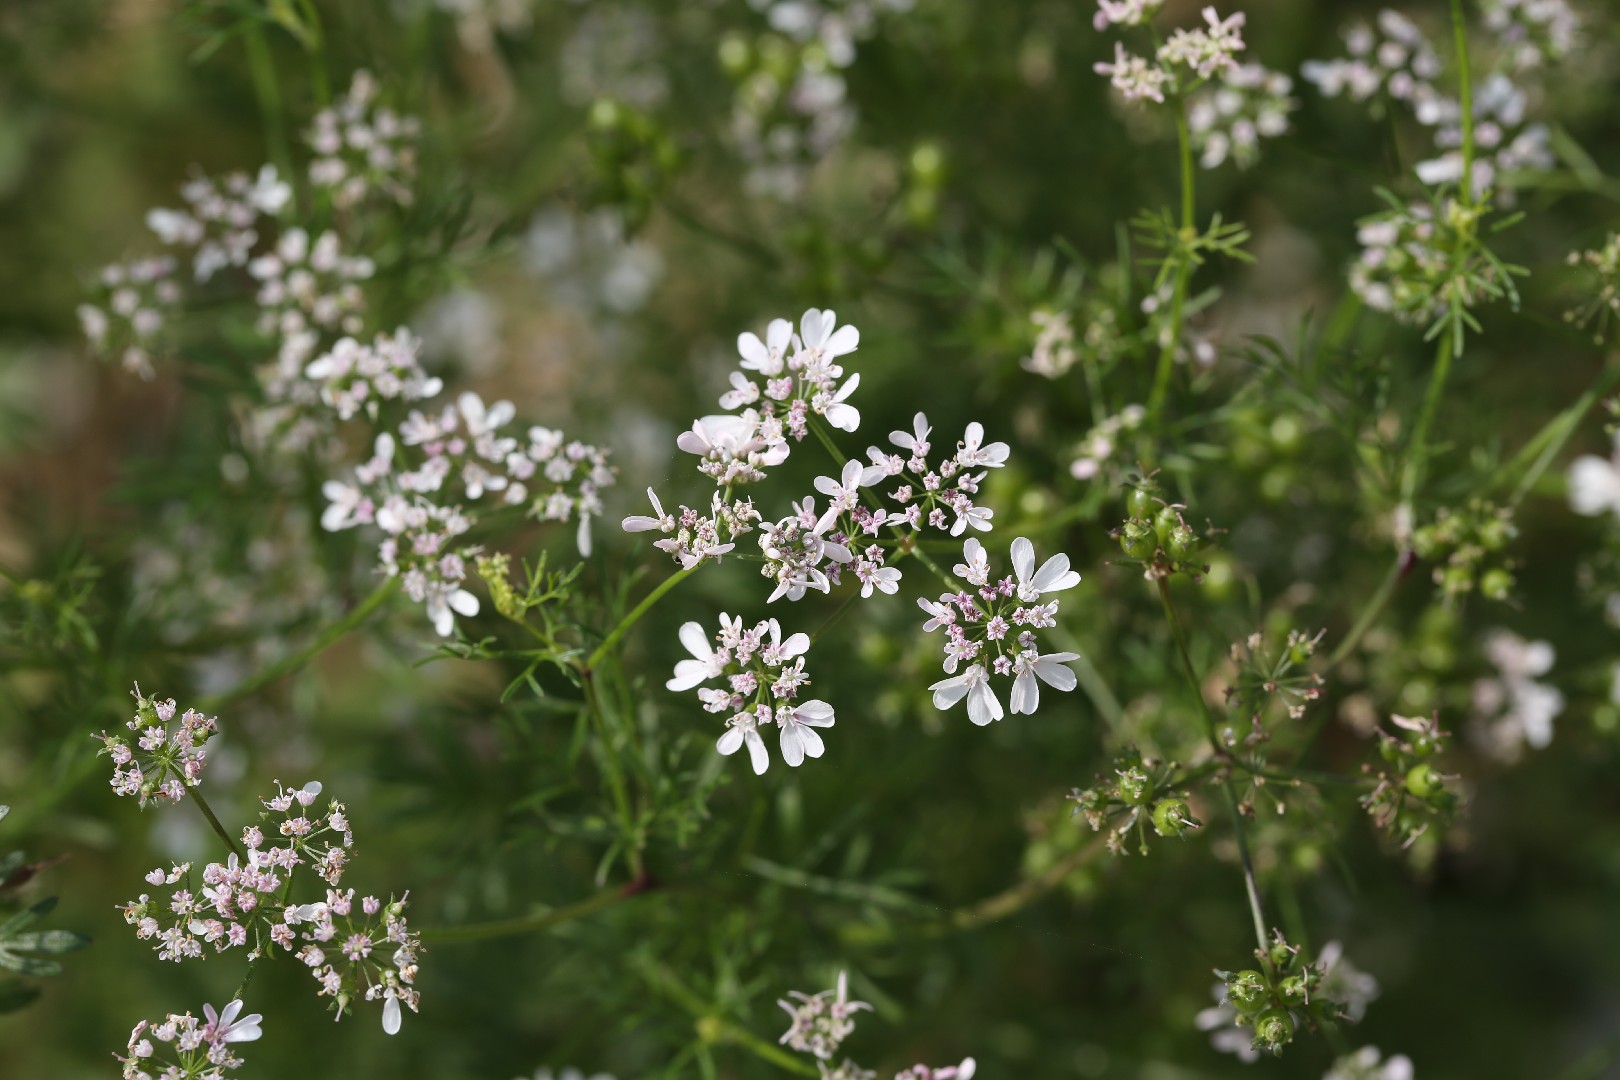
xmin=930 ymin=664 xmax=1004 ymax=726
xmin=1010 ymin=647 xmax=1081 ymax=714
xmin=890 ymin=412 xmax=933 ymax=456
xmin=779 ymin=700 xmax=836 ymax=766
xmin=668 ymin=621 xmax=726 ymax=691
xmin=203 ymin=1000 xmax=263 ymax=1044
xmin=814 ymin=459 xmax=872 ymax=531
xmin=954 ymin=538 xmax=992 ymax=586
xmin=1010 ymin=536 xmax=1082 ymax=601
xmin=425 ymin=584 xmax=479 ymax=637
xmin=718 ymin=710 xmax=770 ymax=775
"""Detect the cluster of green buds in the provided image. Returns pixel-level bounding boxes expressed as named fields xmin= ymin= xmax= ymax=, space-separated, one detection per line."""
xmin=1225 ymin=628 xmax=1326 ymax=725
xmin=1360 ymin=713 xmax=1459 ymax=846
xmin=1215 ymin=932 xmax=1325 ymax=1056
xmin=1068 ymin=748 xmax=1200 ymax=856
xmin=94 ymin=686 xmax=219 ymax=808
xmin=1411 ymin=499 xmax=1517 ymax=603
xmin=1112 ymin=477 xmax=1215 ymax=581
xmin=584 ymin=98 xmax=678 ymax=231
xmin=1564 ymin=230 xmax=1620 ymax=344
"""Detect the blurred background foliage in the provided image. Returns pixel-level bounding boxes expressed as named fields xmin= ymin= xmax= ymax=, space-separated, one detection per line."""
xmin=1 ymin=0 xmax=1620 ymax=1077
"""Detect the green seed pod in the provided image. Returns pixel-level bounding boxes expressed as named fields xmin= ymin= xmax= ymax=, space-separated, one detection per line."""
xmin=1151 ymin=797 xmax=1198 ymax=837
xmin=1252 ymin=1008 xmax=1294 ymax=1051
xmin=1405 ymin=763 xmax=1438 ymax=799
xmin=1153 ymin=506 xmax=1183 ymax=544
xmin=1279 ymin=973 xmax=1309 ymax=1003
xmin=1225 ymin=970 xmax=1268 ymax=1013
xmin=1267 ymin=938 xmax=1296 ymax=972
xmin=1115 ymin=766 xmax=1152 ymax=806
xmin=1167 ymin=523 xmax=1201 ymax=560
xmin=1120 ymin=520 xmax=1158 ymax=560
xmin=1125 ymin=484 xmax=1160 ymax=519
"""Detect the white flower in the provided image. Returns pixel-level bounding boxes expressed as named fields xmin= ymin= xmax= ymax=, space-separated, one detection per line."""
xmin=622 ymin=487 xmax=675 ymax=532
xmin=718 ymin=709 xmax=770 ymax=775
xmin=930 ymin=664 xmax=1004 ymax=726
xmin=818 ymin=373 xmax=861 ymax=432
xmin=203 ymin=999 xmax=263 ymax=1044
xmin=1010 ymin=536 xmax=1081 ymax=601
xmin=1568 ymin=431 xmax=1620 ymax=517
xmin=1094 ymin=42 xmax=1170 ymax=104
xmin=890 ymin=412 xmax=932 ymax=455
xmin=668 ymin=621 xmax=726 ymax=691
xmin=1009 ymin=646 xmax=1081 ymax=714
xmin=1194 ymin=984 xmax=1260 ymax=1063
xmin=426 ymin=586 xmax=480 ymax=637
xmin=779 ymin=700 xmax=835 ymax=766
xmin=954 ymin=538 xmax=992 ymax=586
xmin=1325 ymin=1046 xmax=1414 ymax=1080
xmin=798 ymin=307 xmax=860 ymax=362
xmin=814 ymin=459 xmax=873 ymax=531
xmin=1471 ymin=628 xmax=1562 ymax=759
xmin=956 ymin=422 xmax=1009 ymax=468
xmin=738 ymin=317 xmax=794 ymax=376
xmin=1316 ymin=941 xmax=1380 ymax=1022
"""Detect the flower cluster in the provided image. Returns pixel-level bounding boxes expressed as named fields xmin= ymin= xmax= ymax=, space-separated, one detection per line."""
xmin=1410 ymin=498 xmax=1518 ymax=602
xmin=624 ymin=488 xmax=761 ymax=570
xmin=1187 ymin=63 xmax=1295 ymax=170
xmin=921 ymin=537 xmax=1081 ymax=725
xmin=306 ymin=71 xmax=421 ymax=209
xmin=699 ymin=308 xmax=863 ymax=468
xmin=753 ymin=413 xmax=1008 ymax=605
xmin=1361 ymin=712 xmax=1458 ymax=846
xmin=1564 ymin=232 xmax=1620 ymax=344
xmin=116 ymin=1000 xmax=262 ymax=1080
xmin=1093 ymin=0 xmax=1163 ymax=30
xmin=1224 ymin=629 xmax=1326 ymax=724
xmin=322 ymin=392 xmax=616 ymax=634
xmin=77 ymin=257 xmax=183 ymax=380
xmin=1113 ymin=480 xmax=1216 ymax=581
xmin=1470 ymin=629 xmax=1563 ymax=762
xmin=776 ymin=972 xmax=975 ymax=1080
xmin=286 ymin=890 xmax=421 ymax=1035
xmin=1197 ymin=936 xmax=1379 ymax=1060
xmin=1157 ymin=7 xmax=1247 ymax=81
xmin=1347 ymin=196 xmax=1516 ymax=329
xmin=1069 ymin=748 xmax=1200 ymax=856
xmin=120 ymin=780 xmax=352 ymax=963
xmin=1482 ymin=0 xmax=1579 ymax=71
xmin=1413 ymin=74 xmax=1553 ymax=199
xmin=721 ymin=2 xmax=913 ymax=199
xmin=778 ymin=970 xmax=871 ymax=1061
xmin=144 ymin=166 xmax=292 ymax=282
xmin=1069 ymin=404 xmax=1145 ymax=482
xmin=250 ymin=228 xmax=376 ymax=398
xmin=95 ymin=687 xmax=219 ymax=808
xmin=303 ymin=328 xmax=444 ymax=421
xmin=1301 ymin=10 xmax=1442 ymax=108
xmin=667 ymin=615 xmax=836 ymax=774
xmin=1021 ymin=309 xmax=1078 ymax=378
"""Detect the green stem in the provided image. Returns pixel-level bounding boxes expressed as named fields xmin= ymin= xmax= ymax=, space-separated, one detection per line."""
xmin=641 ymin=960 xmax=820 ymax=1078
xmin=242 ymin=20 xmax=296 ymax=216
xmin=1451 ymin=0 xmax=1476 ymax=206
xmin=295 ymin=0 xmax=332 ymax=106
xmin=1506 ymin=362 xmax=1620 ymax=507
xmin=1156 ymin=579 xmax=1271 ymax=960
xmin=1147 ymin=99 xmax=1198 ymax=430
xmin=584 ymin=565 xmax=700 ymax=672
xmin=187 ymin=786 xmax=244 ymax=861
xmin=419 ymin=884 xmax=633 ymax=944
xmin=584 ymin=677 xmax=644 ymax=880
xmin=235 ymin=872 xmax=297 ymax=999
xmin=197 ymin=578 xmax=398 ymax=712
xmin=1326 ymin=555 xmax=1404 ymax=669
xmin=1400 ymin=326 xmax=1457 ymax=506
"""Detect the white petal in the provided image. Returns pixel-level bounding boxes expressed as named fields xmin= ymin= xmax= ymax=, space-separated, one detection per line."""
xmin=678 ymin=622 xmax=713 ymax=662
xmin=738 ymin=331 xmax=768 ymax=366
xmin=1010 ymin=671 xmax=1038 ymax=715
xmin=824 ymin=323 xmax=859 ymax=356
xmin=967 ymin=679 xmax=1004 ymax=726
xmin=780 ymin=725 xmax=806 ymax=767
xmin=1010 ymin=537 xmax=1035 ymax=587
xmin=780 ymin=632 xmax=810 ymax=658
xmin=745 ymin=729 xmax=770 ymax=774
xmin=798 ymin=724 xmax=826 ymax=759
xmin=1569 ymin=455 xmax=1620 ymax=516
xmin=382 ymin=991 xmax=402 ymax=1035
xmin=667 ymin=659 xmax=711 ymax=692
xmin=794 ymin=699 xmax=836 ymax=726
xmin=449 ymin=589 xmax=480 ymax=617
xmin=1034 ymin=654 xmax=1081 ymax=691
xmin=717 ymin=727 xmax=745 ymax=756
xmin=1032 ymin=553 xmax=1081 ymax=594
